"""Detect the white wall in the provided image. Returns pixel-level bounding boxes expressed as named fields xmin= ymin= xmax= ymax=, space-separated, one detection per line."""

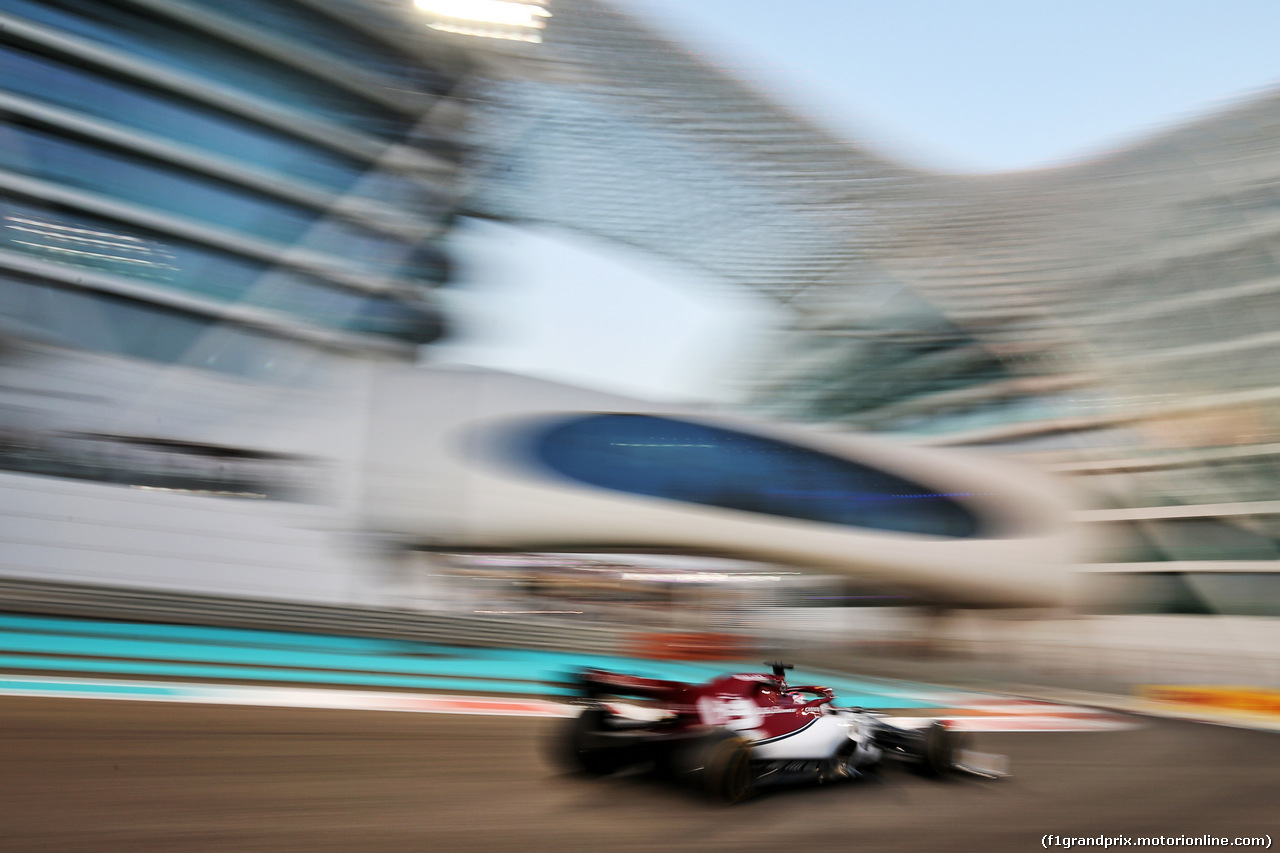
xmin=0 ymin=470 xmax=386 ymax=604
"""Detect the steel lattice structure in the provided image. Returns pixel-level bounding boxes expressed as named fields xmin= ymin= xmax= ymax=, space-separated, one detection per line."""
xmin=359 ymin=0 xmax=1280 ymax=462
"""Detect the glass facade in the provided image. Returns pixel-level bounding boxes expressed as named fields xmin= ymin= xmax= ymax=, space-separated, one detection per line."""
xmin=0 ymin=270 xmax=316 ymax=380
xmin=0 ymin=197 xmax=438 ymax=342
xmin=0 ymin=37 xmax=455 ymax=215
xmin=0 ymin=40 xmax=367 ymax=191
xmin=530 ymin=414 xmax=981 ymax=538
xmin=741 ymin=284 xmax=1028 ymax=432
xmin=186 ymin=0 xmax=461 ymax=96
xmin=0 ymin=0 xmax=412 ymax=137
xmin=1089 ymin=518 xmax=1280 ymax=563
xmin=0 ymin=121 xmax=414 ymax=263
xmin=0 ymin=0 xmax=466 ymax=368
xmin=1092 ymin=572 xmax=1280 ymax=618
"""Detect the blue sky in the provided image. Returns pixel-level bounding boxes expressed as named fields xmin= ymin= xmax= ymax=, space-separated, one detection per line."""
xmin=623 ymin=0 xmax=1280 ymax=173
xmin=436 ymin=219 xmax=769 ymax=404
xmin=436 ymin=1 xmax=1280 ymax=401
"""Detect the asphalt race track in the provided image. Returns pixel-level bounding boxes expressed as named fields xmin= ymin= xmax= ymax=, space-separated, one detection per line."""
xmin=0 ymin=696 xmax=1277 ymax=852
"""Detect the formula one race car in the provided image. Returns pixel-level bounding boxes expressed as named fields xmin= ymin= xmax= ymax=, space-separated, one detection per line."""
xmin=553 ymin=662 xmax=1003 ymax=803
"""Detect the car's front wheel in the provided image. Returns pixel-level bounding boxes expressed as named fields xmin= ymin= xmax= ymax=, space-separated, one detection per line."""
xmin=686 ymin=730 xmax=756 ymax=804
xmin=917 ymin=720 xmax=963 ymax=777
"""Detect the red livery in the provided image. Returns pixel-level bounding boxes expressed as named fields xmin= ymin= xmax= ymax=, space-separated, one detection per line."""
xmin=553 ymin=662 xmax=1001 ymax=803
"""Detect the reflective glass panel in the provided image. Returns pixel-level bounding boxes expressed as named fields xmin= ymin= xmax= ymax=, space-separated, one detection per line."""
xmin=0 ymin=0 xmax=412 ymax=138
xmin=183 ymin=0 xmax=460 ymax=96
xmin=531 ymin=414 xmax=982 ymax=537
xmin=0 ymin=270 xmax=321 ymax=380
xmin=0 ymin=40 xmax=366 ymax=190
xmin=0 ymin=198 xmax=442 ymax=342
xmin=0 ymin=121 xmax=417 ymax=274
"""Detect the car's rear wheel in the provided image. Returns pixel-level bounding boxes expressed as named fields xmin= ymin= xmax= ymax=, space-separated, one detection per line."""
xmin=556 ymin=707 xmax=628 ymax=776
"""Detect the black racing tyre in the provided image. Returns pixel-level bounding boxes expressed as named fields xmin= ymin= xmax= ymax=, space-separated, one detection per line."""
xmin=692 ymin=731 xmax=756 ymax=804
xmin=555 ymin=707 xmax=627 ymax=776
xmin=917 ymin=720 xmax=963 ymax=777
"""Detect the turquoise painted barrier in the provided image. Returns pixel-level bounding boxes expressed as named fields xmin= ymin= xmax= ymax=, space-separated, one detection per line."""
xmin=0 ymin=612 xmax=941 ymax=708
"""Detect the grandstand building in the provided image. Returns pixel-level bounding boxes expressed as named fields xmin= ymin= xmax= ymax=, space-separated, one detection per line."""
xmin=0 ymin=0 xmax=485 ymax=604
xmin=0 ymin=0 xmax=1277 ymax=629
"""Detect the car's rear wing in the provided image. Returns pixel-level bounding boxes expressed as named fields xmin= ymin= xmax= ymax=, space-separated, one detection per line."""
xmin=576 ymin=668 xmax=692 ymax=707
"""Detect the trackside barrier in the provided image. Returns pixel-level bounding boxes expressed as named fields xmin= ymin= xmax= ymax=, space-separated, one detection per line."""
xmin=628 ymin=631 xmax=753 ymax=660
xmin=0 ymin=577 xmax=632 ymax=655
xmin=1140 ymin=686 xmax=1280 ymax=716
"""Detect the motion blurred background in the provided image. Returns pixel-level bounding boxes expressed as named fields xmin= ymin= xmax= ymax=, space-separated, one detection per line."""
xmin=3 ymin=0 xmax=1280 ymax=697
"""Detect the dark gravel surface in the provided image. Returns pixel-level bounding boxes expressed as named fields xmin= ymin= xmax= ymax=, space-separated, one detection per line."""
xmin=0 ymin=696 xmax=1277 ymax=852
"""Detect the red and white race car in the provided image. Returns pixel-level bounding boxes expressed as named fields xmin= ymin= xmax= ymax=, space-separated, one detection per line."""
xmin=553 ymin=662 xmax=1002 ymax=803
